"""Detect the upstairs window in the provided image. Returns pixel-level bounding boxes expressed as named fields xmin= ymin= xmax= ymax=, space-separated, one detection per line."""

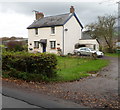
xmin=50 ymin=41 xmax=56 ymax=49
xmin=51 ymin=27 xmax=55 ymax=34
xmin=35 ymin=28 xmax=38 ymax=35
xmin=34 ymin=41 xmax=39 ymax=48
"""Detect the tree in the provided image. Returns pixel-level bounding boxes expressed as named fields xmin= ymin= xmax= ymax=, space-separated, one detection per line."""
xmin=86 ymin=15 xmax=117 ymax=53
xmin=85 ymin=23 xmax=98 ymax=39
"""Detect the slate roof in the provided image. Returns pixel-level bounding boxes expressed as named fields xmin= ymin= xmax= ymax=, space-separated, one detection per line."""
xmin=27 ymin=13 xmax=83 ymax=29
xmin=81 ymin=31 xmax=92 ymax=40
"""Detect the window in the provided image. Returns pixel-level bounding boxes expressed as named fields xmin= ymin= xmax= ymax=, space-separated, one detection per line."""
xmin=50 ymin=41 xmax=56 ymax=49
xmin=86 ymin=48 xmax=90 ymax=51
xmin=51 ymin=27 xmax=55 ymax=34
xmin=93 ymin=45 xmax=96 ymax=50
xmin=35 ymin=28 xmax=38 ymax=35
xmin=80 ymin=48 xmax=86 ymax=51
xmin=34 ymin=41 xmax=39 ymax=48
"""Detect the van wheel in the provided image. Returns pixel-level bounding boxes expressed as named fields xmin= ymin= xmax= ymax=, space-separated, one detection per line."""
xmin=77 ymin=52 xmax=81 ymax=56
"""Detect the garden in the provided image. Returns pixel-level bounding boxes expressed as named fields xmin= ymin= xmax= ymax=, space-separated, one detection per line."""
xmin=2 ymin=51 xmax=109 ymax=82
xmin=53 ymin=56 xmax=109 ymax=82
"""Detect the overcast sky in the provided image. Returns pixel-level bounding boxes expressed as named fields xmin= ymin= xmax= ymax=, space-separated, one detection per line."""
xmin=0 ymin=0 xmax=118 ymax=38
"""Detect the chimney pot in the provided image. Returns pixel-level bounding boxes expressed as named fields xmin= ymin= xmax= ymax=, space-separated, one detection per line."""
xmin=36 ymin=12 xmax=44 ymax=20
xmin=70 ymin=6 xmax=75 ymax=13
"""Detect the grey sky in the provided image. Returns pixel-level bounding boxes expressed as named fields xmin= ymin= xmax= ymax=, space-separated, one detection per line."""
xmin=0 ymin=1 xmax=118 ymax=38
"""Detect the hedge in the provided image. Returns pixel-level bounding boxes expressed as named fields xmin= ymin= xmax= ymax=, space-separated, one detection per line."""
xmin=2 ymin=52 xmax=57 ymax=79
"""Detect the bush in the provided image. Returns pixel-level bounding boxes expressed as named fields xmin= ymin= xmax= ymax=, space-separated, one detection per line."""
xmin=102 ymin=46 xmax=116 ymax=53
xmin=2 ymin=69 xmax=49 ymax=82
xmin=6 ymin=41 xmax=24 ymax=51
xmin=22 ymin=45 xmax=28 ymax=52
xmin=91 ymin=53 xmax=97 ymax=60
xmin=2 ymin=52 xmax=57 ymax=80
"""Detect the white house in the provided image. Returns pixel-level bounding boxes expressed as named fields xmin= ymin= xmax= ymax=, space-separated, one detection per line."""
xmin=27 ymin=6 xmax=83 ymax=55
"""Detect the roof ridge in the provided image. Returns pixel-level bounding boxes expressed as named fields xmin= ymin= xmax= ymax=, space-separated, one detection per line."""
xmin=38 ymin=13 xmax=71 ymax=20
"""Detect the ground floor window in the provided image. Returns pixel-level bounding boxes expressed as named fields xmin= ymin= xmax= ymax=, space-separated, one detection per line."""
xmin=50 ymin=41 xmax=56 ymax=49
xmin=34 ymin=41 xmax=39 ymax=48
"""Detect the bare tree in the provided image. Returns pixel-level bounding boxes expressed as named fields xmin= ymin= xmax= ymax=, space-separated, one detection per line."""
xmin=86 ymin=15 xmax=117 ymax=52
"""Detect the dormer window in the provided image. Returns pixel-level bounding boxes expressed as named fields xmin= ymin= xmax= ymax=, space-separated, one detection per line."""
xmin=35 ymin=28 xmax=38 ymax=35
xmin=51 ymin=27 xmax=55 ymax=34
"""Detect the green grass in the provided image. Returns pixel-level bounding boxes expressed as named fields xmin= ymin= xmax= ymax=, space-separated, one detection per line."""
xmin=51 ymin=56 xmax=109 ymax=82
xmin=105 ymin=53 xmax=120 ymax=57
xmin=3 ymin=54 xmax=109 ymax=82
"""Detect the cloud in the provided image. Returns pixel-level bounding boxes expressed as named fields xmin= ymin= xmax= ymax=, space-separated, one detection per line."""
xmin=0 ymin=9 xmax=33 ymax=37
xmin=0 ymin=2 xmax=118 ymax=37
xmin=0 ymin=2 xmax=117 ymax=16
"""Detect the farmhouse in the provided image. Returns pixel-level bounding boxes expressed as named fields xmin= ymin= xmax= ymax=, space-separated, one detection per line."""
xmin=27 ymin=6 xmax=99 ymax=55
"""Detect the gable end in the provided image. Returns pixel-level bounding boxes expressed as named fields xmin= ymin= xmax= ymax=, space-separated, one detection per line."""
xmin=63 ymin=13 xmax=83 ymax=29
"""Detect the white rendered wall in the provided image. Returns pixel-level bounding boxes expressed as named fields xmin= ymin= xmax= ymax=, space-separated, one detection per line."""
xmin=64 ymin=15 xmax=82 ymax=55
xmin=79 ymin=39 xmax=99 ymax=50
xmin=28 ymin=26 xmax=63 ymax=54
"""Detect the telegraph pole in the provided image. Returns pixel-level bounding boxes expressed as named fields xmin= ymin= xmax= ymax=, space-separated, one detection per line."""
xmin=118 ymin=1 xmax=120 ymax=27
xmin=117 ymin=1 xmax=120 ymax=41
xmin=117 ymin=1 xmax=120 ymax=98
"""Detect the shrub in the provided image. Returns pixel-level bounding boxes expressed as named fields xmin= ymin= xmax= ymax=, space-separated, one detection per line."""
xmin=22 ymin=45 xmax=28 ymax=52
xmin=2 ymin=52 xmax=57 ymax=80
xmin=6 ymin=41 xmax=24 ymax=51
xmin=2 ymin=69 xmax=49 ymax=82
xmin=91 ymin=53 xmax=97 ymax=60
xmin=102 ymin=46 xmax=116 ymax=53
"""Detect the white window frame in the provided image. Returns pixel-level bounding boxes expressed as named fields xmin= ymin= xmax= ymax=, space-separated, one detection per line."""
xmin=51 ymin=27 xmax=55 ymax=34
xmin=50 ymin=41 xmax=56 ymax=49
xmin=34 ymin=41 xmax=39 ymax=48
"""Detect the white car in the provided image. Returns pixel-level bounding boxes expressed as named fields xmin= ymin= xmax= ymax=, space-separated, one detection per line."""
xmin=74 ymin=47 xmax=104 ymax=57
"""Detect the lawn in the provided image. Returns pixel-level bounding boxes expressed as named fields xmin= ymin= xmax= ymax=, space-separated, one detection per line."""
xmin=51 ymin=56 xmax=109 ymax=82
xmin=2 ymin=52 xmax=109 ymax=82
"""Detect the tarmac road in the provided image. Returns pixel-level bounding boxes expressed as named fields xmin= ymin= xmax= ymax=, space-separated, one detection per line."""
xmin=2 ymin=85 xmax=86 ymax=109
xmin=2 ymin=94 xmax=40 ymax=108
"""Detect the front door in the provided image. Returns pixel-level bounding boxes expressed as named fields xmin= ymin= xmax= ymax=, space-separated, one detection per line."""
xmin=43 ymin=44 xmax=46 ymax=53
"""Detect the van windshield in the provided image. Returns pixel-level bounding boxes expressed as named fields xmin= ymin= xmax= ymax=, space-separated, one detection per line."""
xmin=89 ymin=48 xmax=94 ymax=51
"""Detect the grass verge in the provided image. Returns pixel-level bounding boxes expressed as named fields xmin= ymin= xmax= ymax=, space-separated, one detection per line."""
xmin=105 ymin=53 xmax=120 ymax=57
xmin=50 ymin=56 xmax=109 ymax=82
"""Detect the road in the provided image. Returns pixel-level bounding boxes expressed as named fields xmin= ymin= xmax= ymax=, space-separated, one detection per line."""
xmin=2 ymin=94 xmax=40 ymax=108
xmin=1 ymin=84 xmax=86 ymax=109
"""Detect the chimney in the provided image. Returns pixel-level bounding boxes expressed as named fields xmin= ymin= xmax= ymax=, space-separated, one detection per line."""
xmin=36 ymin=12 xmax=44 ymax=20
xmin=70 ymin=6 xmax=75 ymax=13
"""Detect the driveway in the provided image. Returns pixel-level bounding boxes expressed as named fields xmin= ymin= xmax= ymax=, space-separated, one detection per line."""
xmin=98 ymin=56 xmax=118 ymax=80
xmin=2 ymin=56 xmax=119 ymax=108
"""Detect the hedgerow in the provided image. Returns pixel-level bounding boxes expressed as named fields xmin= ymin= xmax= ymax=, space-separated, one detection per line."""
xmin=2 ymin=51 xmax=57 ymax=81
